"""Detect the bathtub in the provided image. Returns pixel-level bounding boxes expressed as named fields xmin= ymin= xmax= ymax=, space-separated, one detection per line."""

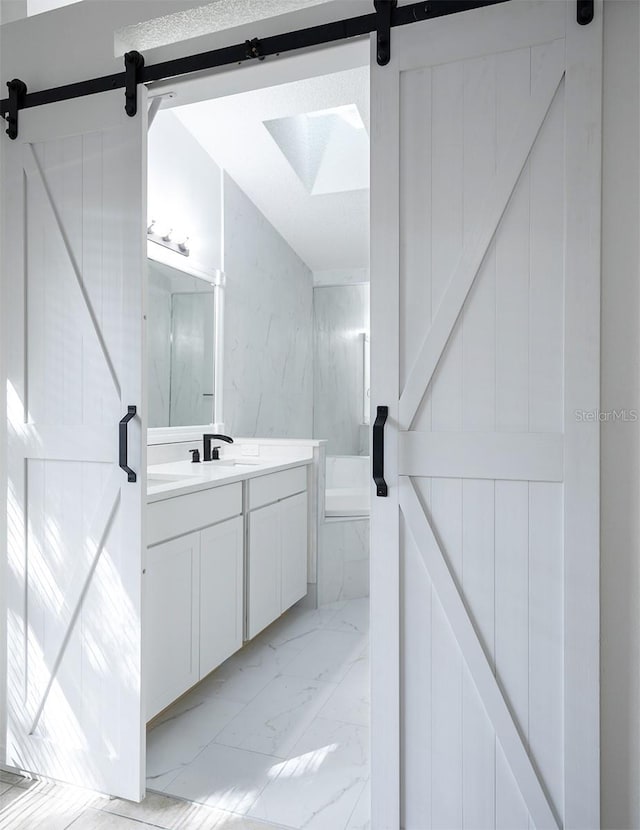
xmin=325 ymin=455 xmax=370 ymax=518
xmin=318 ymin=455 xmax=370 ymax=605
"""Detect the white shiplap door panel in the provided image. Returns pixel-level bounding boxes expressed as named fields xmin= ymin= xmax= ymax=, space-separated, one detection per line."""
xmin=370 ymin=3 xmax=601 ymax=828
xmin=3 ymin=89 xmax=147 ymax=800
xmin=399 ymin=431 xmax=564 ymax=483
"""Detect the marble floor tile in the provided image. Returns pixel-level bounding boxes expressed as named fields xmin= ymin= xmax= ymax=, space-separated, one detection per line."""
xmin=214 ymin=675 xmax=337 ymax=758
xmin=194 ymin=639 xmax=301 ymax=705
xmin=147 ymin=698 xmax=245 ymax=790
xmin=164 ymin=743 xmax=280 ymax=815
xmin=318 ymin=654 xmax=369 ymax=727
xmin=324 ymin=598 xmax=369 ymax=636
xmin=280 ymin=628 xmax=365 ymax=685
xmin=254 ymin=603 xmax=347 ymax=651
xmin=247 ymin=717 xmax=369 ymax=830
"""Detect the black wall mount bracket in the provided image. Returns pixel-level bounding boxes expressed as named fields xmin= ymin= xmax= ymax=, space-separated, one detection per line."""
xmin=6 ymin=78 xmax=27 ymax=140
xmin=374 ymin=0 xmax=398 ymax=66
xmin=124 ymin=51 xmax=145 ymax=117
xmin=577 ymin=0 xmax=594 ymax=25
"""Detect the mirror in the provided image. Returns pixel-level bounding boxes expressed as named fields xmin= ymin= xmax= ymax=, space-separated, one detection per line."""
xmin=147 ymin=258 xmax=215 ymax=427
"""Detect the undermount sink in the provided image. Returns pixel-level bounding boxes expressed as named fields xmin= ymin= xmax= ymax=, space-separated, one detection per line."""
xmin=147 ymin=473 xmax=198 ymax=485
xmin=208 ymin=459 xmax=263 ymax=467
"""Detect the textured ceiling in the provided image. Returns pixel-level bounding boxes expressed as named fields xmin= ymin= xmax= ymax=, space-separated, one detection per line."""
xmin=173 ymin=65 xmax=369 ymax=272
xmin=117 ymin=0 xmax=329 ymax=52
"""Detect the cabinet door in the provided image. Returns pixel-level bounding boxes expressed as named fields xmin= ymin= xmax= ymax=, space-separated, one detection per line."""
xmin=200 ymin=516 xmax=244 ymax=678
xmin=146 ymin=533 xmax=199 ymax=720
xmin=280 ymin=491 xmax=308 ymax=612
xmin=248 ymin=502 xmax=281 ymax=639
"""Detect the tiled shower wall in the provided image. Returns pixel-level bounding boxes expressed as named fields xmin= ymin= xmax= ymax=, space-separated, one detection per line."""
xmin=313 ymin=284 xmax=370 ymax=455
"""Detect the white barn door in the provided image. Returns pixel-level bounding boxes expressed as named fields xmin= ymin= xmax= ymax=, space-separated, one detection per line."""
xmin=2 ymin=88 xmax=147 ymax=800
xmin=370 ymin=2 xmax=601 ymax=828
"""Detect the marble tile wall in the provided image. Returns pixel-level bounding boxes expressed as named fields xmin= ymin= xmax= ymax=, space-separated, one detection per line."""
xmin=318 ymin=519 xmax=370 ymax=606
xmin=313 ymin=284 xmax=370 ymax=456
xmin=223 ymin=173 xmax=314 ymax=439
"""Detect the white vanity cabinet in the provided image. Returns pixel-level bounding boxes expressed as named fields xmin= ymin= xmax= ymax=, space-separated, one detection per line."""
xmin=146 ymin=531 xmax=200 ymax=720
xmin=280 ymin=491 xmax=308 ymax=610
xmin=146 ymin=483 xmax=243 ymax=720
xmin=145 ymin=462 xmax=310 ymax=719
xmin=247 ymin=467 xmax=308 ymax=639
xmin=199 ymin=516 xmax=244 ymax=677
xmin=248 ymin=503 xmax=281 ymax=639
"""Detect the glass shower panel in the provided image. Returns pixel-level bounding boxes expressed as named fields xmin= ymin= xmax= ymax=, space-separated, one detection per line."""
xmin=169 ymin=292 xmax=215 ymax=426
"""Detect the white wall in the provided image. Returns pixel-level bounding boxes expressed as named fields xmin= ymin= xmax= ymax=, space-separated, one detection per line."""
xmin=223 ymin=172 xmax=314 ymax=439
xmin=601 ymin=3 xmax=640 ymax=827
xmin=148 ymin=109 xmax=222 ymax=275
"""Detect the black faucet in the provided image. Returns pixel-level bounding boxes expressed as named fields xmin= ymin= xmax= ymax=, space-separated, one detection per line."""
xmin=203 ymin=433 xmax=234 ymax=462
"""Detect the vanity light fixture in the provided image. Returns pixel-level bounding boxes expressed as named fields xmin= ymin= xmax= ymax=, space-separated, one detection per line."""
xmin=147 ymin=219 xmax=190 ymax=257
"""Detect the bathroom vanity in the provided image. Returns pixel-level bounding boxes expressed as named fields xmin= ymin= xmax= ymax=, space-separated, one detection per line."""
xmin=145 ymin=456 xmax=311 ymax=720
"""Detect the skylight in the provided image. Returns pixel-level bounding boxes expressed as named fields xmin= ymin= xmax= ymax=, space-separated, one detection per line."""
xmin=263 ymin=104 xmax=369 ymax=196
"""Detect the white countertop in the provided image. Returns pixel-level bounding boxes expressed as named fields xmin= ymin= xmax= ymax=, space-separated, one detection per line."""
xmin=147 ymin=456 xmax=312 ymax=503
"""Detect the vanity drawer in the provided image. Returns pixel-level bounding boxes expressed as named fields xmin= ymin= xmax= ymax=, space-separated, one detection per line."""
xmin=249 ymin=465 xmax=307 ymax=510
xmin=148 ymin=483 xmax=242 ymax=546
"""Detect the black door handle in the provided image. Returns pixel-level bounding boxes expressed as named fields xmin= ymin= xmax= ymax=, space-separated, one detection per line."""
xmin=373 ymin=405 xmax=388 ymax=497
xmin=119 ymin=406 xmax=137 ymax=483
